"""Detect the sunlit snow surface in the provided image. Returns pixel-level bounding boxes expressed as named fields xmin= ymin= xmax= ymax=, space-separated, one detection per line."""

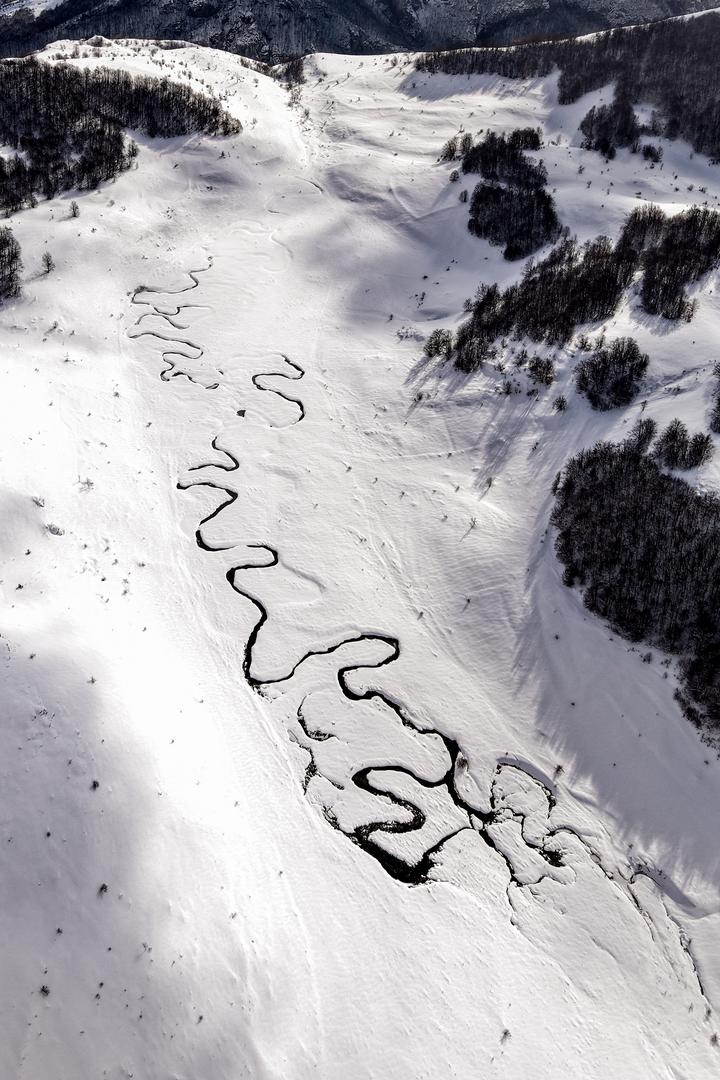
xmin=0 ymin=0 xmax=62 ymax=13
xmin=1 ymin=35 xmax=719 ymax=1080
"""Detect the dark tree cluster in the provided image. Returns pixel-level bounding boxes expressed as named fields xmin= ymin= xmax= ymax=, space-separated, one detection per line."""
xmin=439 ymin=133 xmax=466 ymax=163
xmin=575 ymin=337 xmax=648 ymax=410
xmin=0 ymin=224 xmax=21 ymax=299
xmin=454 ymin=234 xmax=634 ymax=370
xmin=417 ymin=12 xmax=720 ymax=161
xmin=0 ymin=117 xmax=134 ymax=212
xmin=461 ymin=129 xmax=545 ymax=188
xmin=552 ymin=424 xmax=720 ymax=729
xmin=653 ymin=418 xmax=714 ymax=470
xmin=0 ymin=57 xmax=240 ymax=213
xmin=417 ymin=41 xmax=555 ymax=82
xmin=468 ymin=183 xmax=562 ymax=260
xmin=579 ymin=89 xmax=640 ymax=159
xmin=642 ymin=143 xmax=663 ymax=164
xmin=527 ymin=354 xmax=555 ymax=386
xmin=272 ymin=56 xmax=305 ymax=86
xmin=423 ymin=327 xmax=453 ymax=362
xmin=453 ymin=203 xmax=720 ymax=371
xmin=445 ymin=128 xmax=561 ymax=260
xmin=640 ymin=206 xmax=720 ymax=320
xmin=709 ymin=364 xmax=720 ymax=434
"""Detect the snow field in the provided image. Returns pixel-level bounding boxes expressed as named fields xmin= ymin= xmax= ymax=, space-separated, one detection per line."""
xmin=0 ymin=35 xmax=718 ymax=1079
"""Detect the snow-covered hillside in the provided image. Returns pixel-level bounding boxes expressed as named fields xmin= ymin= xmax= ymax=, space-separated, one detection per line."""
xmin=1 ymin=34 xmax=719 ymax=1080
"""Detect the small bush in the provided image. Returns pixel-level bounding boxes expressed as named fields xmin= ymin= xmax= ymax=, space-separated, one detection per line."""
xmin=642 ymin=143 xmax=663 ymax=163
xmin=626 ymin=417 xmax=657 ymax=454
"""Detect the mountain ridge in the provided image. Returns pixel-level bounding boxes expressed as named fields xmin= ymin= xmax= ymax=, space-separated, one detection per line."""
xmin=0 ymin=0 xmax=718 ymax=60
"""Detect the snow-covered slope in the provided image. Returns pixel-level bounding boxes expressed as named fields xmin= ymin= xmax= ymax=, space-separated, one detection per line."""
xmin=1 ymin=34 xmax=719 ymax=1080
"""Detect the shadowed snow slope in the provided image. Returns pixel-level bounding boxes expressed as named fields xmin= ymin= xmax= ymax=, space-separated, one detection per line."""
xmin=1 ymin=34 xmax=719 ymax=1080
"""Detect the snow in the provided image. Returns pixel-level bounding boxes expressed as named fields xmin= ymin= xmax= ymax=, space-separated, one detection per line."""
xmin=0 ymin=0 xmax=63 ymax=15
xmin=0 ymin=35 xmax=719 ymax=1080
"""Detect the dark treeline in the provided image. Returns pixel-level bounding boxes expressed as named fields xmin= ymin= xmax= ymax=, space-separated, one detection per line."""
xmin=461 ymin=128 xmax=546 ymax=188
xmin=0 ymin=57 xmax=239 ymax=213
xmin=455 ymin=233 xmax=627 ymax=371
xmin=442 ymin=128 xmax=562 ymax=260
xmin=272 ymin=55 xmax=305 ymax=86
xmin=579 ymin=85 xmax=667 ymax=162
xmin=575 ymin=337 xmax=648 ymax=410
xmin=710 ymin=364 xmax=720 ymax=434
xmin=417 ymin=12 xmax=720 ymax=161
xmin=552 ymin=425 xmax=720 ymax=729
xmin=0 ymin=225 xmax=21 ymax=299
xmin=641 ymin=206 xmax=720 ymax=320
xmin=453 ymin=204 xmax=720 ymax=371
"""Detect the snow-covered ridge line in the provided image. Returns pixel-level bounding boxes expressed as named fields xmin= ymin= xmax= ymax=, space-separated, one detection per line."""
xmin=408 ymin=3 xmax=720 ymax=57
